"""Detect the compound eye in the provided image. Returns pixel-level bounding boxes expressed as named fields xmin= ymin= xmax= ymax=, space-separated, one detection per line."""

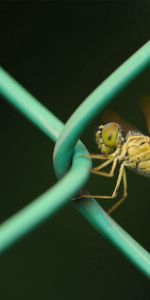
xmin=102 ymin=122 xmax=119 ymax=147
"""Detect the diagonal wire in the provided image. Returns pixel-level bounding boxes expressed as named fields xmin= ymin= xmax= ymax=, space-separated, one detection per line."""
xmin=0 ymin=67 xmax=91 ymax=252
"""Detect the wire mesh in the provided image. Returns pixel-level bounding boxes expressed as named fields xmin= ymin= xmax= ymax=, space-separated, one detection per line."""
xmin=0 ymin=41 xmax=150 ymax=278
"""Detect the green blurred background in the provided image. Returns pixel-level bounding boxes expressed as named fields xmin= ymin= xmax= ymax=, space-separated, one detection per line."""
xmin=0 ymin=2 xmax=150 ymax=299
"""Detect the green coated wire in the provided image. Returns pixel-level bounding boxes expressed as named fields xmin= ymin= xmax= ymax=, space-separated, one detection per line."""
xmin=0 ymin=67 xmax=92 ymax=252
xmin=0 ymin=41 xmax=150 ymax=278
xmin=75 ymin=199 xmax=150 ymax=278
xmin=0 ymin=145 xmax=91 ymax=252
xmin=0 ymin=67 xmax=63 ymax=141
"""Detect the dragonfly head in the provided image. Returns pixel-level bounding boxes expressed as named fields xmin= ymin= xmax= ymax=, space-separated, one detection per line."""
xmin=95 ymin=122 xmax=124 ymax=154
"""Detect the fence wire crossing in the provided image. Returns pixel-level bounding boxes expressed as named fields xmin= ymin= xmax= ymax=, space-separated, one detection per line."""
xmin=0 ymin=41 xmax=150 ymax=278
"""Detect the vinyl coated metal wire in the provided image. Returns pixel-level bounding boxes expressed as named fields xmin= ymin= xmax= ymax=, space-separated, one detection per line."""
xmin=0 ymin=41 xmax=150 ymax=278
xmin=0 ymin=67 xmax=91 ymax=251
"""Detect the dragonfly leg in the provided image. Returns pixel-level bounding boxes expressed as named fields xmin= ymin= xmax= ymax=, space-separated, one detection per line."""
xmin=82 ymin=154 xmax=113 ymax=160
xmin=108 ymin=167 xmax=128 ymax=214
xmin=73 ymin=163 xmax=125 ymax=201
xmin=91 ymin=158 xmax=117 ymax=177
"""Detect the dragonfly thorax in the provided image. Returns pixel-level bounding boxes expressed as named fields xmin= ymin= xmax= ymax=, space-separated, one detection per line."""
xmin=118 ymin=133 xmax=150 ymax=176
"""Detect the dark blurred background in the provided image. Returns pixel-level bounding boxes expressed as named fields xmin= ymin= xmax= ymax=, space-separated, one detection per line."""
xmin=0 ymin=2 xmax=150 ymax=300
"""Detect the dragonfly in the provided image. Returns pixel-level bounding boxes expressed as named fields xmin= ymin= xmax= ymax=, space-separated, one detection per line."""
xmin=77 ymin=97 xmax=150 ymax=214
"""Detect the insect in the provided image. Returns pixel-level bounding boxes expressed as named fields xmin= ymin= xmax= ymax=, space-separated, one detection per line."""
xmin=77 ymin=97 xmax=150 ymax=214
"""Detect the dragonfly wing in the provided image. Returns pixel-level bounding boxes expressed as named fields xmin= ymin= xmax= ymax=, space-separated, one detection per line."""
xmin=140 ymin=96 xmax=150 ymax=134
xmin=99 ymin=109 xmax=138 ymax=135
